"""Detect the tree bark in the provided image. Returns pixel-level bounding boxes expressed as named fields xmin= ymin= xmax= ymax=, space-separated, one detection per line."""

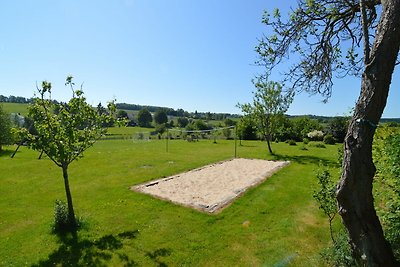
xmin=336 ymin=1 xmax=400 ymax=266
xmin=62 ymin=163 xmax=77 ymax=228
xmin=266 ymin=138 xmax=273 ymax=154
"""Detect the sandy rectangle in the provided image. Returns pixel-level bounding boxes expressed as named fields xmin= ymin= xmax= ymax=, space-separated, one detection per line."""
xmin=132 ymin=158 xmax=289 ymax=213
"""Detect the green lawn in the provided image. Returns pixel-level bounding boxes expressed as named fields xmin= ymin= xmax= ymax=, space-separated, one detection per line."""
xmin=1 ymin=102 xmax=29 ymax=116
xmin=0 ymin=139 xmax=340 ymax=266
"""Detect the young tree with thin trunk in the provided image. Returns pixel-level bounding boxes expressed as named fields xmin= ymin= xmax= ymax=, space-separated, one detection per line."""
xmin=18 ymin=76 xmax=115 ymax=229
xmin=238 ymin=79 xmax=293 ymax=154
xmin=257 ymin=0 xmax=400 ymax=265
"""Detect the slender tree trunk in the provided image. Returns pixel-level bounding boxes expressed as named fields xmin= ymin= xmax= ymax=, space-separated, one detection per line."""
xmin=336 ymin=1 xmax=400 ymax=265
xmin=62 ymin=163 xmax=77 ymax=228
xmin=266 ymin=138 xmax=273 ymax=154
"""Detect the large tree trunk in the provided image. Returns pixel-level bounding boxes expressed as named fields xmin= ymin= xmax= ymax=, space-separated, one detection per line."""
xmin=336 ymin=1 xmax=400 ymax=266
xmin=62 ymin=163 xmax=77 ymax=228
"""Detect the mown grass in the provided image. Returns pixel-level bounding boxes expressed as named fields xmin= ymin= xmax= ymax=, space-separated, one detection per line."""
xmin=0 ymin=139 xmax=341 ymax=266
xmin=1 ymin=102 xmax=30 ymax=116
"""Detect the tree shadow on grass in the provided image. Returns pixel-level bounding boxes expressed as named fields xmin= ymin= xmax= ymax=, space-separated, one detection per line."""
xmin=32 ymin=230 xmax=139 ymax=267
xmin=272 ymin=153 xmax=339 ymax=167
xmin=0 ymin=149 xmax=14 ymax=158
xmin=145 ymin=248 xmax=172 ymax=267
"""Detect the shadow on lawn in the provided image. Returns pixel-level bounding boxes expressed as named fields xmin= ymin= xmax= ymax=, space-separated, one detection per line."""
xmin=0 ymin=149 xmax=14 ymax=158
xmin=32 ymin=229 xmax=173 ymax=267
xmin=272 ymin=153 xmax=339 ymax=167
xmin=32 ymin=230 xmax=140 ymax=267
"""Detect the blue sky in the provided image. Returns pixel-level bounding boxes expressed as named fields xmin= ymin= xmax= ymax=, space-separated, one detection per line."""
xmin=0 ymin=0 xmax=398 ymax=117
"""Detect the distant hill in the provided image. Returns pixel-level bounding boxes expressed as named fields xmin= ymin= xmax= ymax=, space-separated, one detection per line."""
xmin=1 ymin=94 xmax=398 ymax=123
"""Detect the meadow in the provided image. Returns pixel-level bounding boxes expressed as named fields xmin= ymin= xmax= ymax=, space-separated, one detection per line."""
xmin=2 ymin=102 xmax=29 ymax=116
xmin=0 ymin=139 xmax=341 ymax=266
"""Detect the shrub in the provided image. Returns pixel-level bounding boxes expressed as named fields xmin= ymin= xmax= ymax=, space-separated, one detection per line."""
xmin=53 ymin=200 xmax=69 ymax=232
xmin=303 ymin=138 xmax=310 ymax=144
xmin=320 ymin=230 xmax=355 ymax=267
xmin=287 ymin=140 xmax=296 ymax=146
xmin=311 ymin=142 xmax=326 ymax=148
xmin=323 ymin=134 xmax=336 ymax=145
xmin=307 ymin=130 xmax=324 ymax=141
xmin=313 ymin=167 xmax=355 ymax=266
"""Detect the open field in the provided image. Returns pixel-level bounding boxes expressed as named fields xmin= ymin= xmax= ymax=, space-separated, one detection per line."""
xmin=1 ymin=102 xmax=29 ymax=116
xmin=0 ymin=139 xmax=341 ymax=266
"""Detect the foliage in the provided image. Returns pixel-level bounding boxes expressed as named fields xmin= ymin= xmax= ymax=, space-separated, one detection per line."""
xmin=309 ymin=142 xmax=326 ymax=149
xmin=313 ymin=167 xmax=355 ymax=266
xmin=320 ymin=230 xmax=356 ymax=267
xmin=0 ymin=104 xmax=13 ymax=151
xmin=326 ymin=117 xmax=349 ymax=143
xmin=224 ymin=118 xmax=236 ymax=127
xmin=186 ymin=120 xmax=210 ymax=132
xmin=307 ymin=130 xmax=324 ymax=141
xmin=155 ymin=123 xmax=167 ymax=135
xmin=52 ymin=199 xmax=69 ymax=232
xmin=97 ymin=102 xmax=114 ymax=127
xmin=222 ymin=127 xmax=232 ymax=140
xmin=275 ymin=116 xmax=322 ymax=142
xmin=238 ymin=79 xmax=293 ymax=154
xmin=293 ymin=117 xmax=323 ymax=140
xmin=137 ymin=108 xmax=153 ymax=127
xmin=257 ymin=0 xmax=400 ymax=263
xmin=323 ymin=134 xmax=336 ymax=145
xmin=287 ymin=140 xmax=296 ymax=146
xmin=236 ymin=116 xmax=258 ymax=141
xmin=313 ymin=167 xmax=337 ymax=241
xmin=17 ymin=76 xmax=115 ymax=229
xmin=256 ymin=0 xmax=383 ymax=98
xmin=117 ymin=110 xmax=129 ymax=120
xmin=373 ymin=126 xmax=400 ymax=259
xmin=154 ymin=109 xmax=168 ymax=125
xmin=177 ymin=117 xmax=189 ymax=128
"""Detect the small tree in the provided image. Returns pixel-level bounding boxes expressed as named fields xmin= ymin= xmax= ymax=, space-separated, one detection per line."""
xmin=238 ymin=79 xmax=293 ymax=154
xmin=177 ymin=117 xmax=189 ymax=128
xmin=0 ymin=104 xmax=13 ymax=151
xmin=117 ymin=110 xmax=129 ymax=120
xmin=137 ymin=108 xmax=152 ymax=127
xmin=154 ymin=109 xmax=168 ymax=125
xmin=236 ymin=116 xmax=258 ymax=143
xmin=18 ymin=76 xmax=115 ymax=229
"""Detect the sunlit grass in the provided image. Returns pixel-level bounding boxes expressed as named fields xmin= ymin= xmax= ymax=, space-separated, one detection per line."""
xmin=0 ymin=139 xmax=340 ymax=266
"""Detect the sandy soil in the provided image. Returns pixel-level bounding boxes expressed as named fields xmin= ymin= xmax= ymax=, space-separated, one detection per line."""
xmin=132 ymin=158 xmax=290 ymax=213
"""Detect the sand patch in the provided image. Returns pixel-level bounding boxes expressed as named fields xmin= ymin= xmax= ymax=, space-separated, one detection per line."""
xmin=132 ymin=158 xmax=289 ymax=213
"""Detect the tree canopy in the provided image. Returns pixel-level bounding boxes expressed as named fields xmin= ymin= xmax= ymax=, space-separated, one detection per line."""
xmin=238 ymin=79 xmax=293 ymax=154
xmin=154 ymin=109 xmax=168 ymax=125
xmin=137 ymin=108 xmax=153 ymax=128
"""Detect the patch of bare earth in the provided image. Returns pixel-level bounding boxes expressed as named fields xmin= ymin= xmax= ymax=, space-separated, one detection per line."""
xmin=132 ymin=158 xmax=289 ymax=213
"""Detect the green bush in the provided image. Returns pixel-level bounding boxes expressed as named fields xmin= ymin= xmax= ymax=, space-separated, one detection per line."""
xmin=320 ymin=230 xmax=355 ymax=267
xmin=374 ymin=127 xmax=400 ymax=259
xmin=287 ymin=140 xmax=296 ymax=146
xmin=53 ymin=200 xmax=69 ymax=232
xmin=323 ymin=134 xmax=336 ymax=145
xmin=311 ymin=142 xmax=326 ymax=148
xmin=303 ymin=138 xmax=310 ymax=144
